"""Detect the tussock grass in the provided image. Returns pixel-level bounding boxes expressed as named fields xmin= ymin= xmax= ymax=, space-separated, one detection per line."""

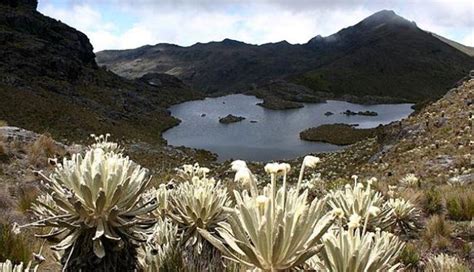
xmin=16 ymin=184 xmax=39 ymax=214
xmin=0 ymin=223 xmax=31 ymax=265
xmin=28 ymin=133 xmax=65 ymax=167
xmin=422 ymin=188 xmax=444 ymax=215
xmin=445 ymin=187 xmax=474 ymax=221
xmin=423 ymin=215 xmax=452 ymax=250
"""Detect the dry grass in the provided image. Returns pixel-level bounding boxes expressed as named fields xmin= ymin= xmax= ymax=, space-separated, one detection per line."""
xmin=0 ymin=142 xmax=7 ymax=162
xmin=16 ymin=184 xmax=39 ymax=214
xmin=0 ymin=120 xmax=7 ymax=127
xmin=423 ymin=215 xmax=453 ymax=250
xmin=0 ymin=223 xmax=32 ymax=265
xmin=28 ymin=133 xmax=65 ymax=168
xmin=445 ymin=187 xmax=474 ymax=221
xmin=422 ymin=188 xmax=444 ymax=215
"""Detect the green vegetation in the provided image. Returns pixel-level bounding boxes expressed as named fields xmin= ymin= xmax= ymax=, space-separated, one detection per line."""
xmin=300 ymin=124 xmax=378 ymax=145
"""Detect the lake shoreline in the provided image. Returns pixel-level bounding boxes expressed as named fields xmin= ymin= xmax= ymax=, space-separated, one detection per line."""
xmin=163 ymin=94 xmax=414 ymax=162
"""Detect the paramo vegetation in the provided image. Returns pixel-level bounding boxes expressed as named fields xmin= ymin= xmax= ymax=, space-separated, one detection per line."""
xmin=1 ymin=135 xmax=471 ymax=271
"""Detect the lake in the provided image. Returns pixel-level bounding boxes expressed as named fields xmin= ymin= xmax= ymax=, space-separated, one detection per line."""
xmin=163 ymin=94 xmax=413 ymax=162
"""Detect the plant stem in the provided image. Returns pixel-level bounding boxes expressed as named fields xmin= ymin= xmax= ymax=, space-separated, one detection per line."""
xmin=296 ymin=164 xmax=305 ymax=192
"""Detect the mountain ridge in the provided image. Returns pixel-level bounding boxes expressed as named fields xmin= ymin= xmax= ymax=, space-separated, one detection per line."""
xmin=97 ymin=10 xmax=474 ymax=104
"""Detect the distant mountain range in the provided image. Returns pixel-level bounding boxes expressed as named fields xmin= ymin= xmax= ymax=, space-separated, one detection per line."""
xmin=97 ymin=10 xmax=474 ymax=104
xmin=0 ymin=0 xmax=202 ymax=143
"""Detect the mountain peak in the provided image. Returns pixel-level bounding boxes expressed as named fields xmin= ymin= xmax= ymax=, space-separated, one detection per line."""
xmin=360 ymin=10 xmax=414 ymax=28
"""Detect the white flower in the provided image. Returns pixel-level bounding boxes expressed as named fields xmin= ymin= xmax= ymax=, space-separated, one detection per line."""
xmin=368 ymin=206 xmax=381 ymax=216
xmin=351 ymin=175 xmax=358 ymax=181
xmin=234 ymin=168 xmax=252 ymax=186
xmin=264 ymin=162 xmax=280 ymax=174
xmin=278 ymin=163 xmax=291 ymax=173
xmin=303 ymin=156 xmax=320 ymax=168
xmin=367 ymin=177 xmax=377 ymax=185
xmin=348 ymin=213 xmax=362 ymax=229
xmin=332 ymin=208 xmax=345 ymax=219
xmin=11 ymin=222 xmax=21 ymax=235
xmin=231 ymin=160 xmax=247 ymax=171
xmin=256 ymin=195 xmax=269 ymax=207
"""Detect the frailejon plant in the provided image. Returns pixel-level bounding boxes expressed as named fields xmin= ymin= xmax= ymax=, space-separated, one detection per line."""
xmin=425 ymin=253 xmax=470 ymax=272
xmin=139 ymin=218 xmax=178 ymax=272
xmin=326 ymin=180 xmax=394 ymax=231
xmin=200 ymin=156 xmax=337 ymax=271
xmin=0 ymin=260 xmax=37 ymax=272
xmin=89 ymin=133 xmax=123 ymax=154
xmin=383 ymin=198 xmax=420 ymax=234
xmin=16 ymin=143 xmax=157 ymax=271
xmin=167 ymin=164 xmax=232 ymax=255
xmin=318 ymin=228 xmax=405 ymax=271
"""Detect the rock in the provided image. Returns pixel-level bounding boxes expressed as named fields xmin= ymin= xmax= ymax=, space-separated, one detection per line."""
xmin=250 ymin=120 xmax=258 ymax=123
xmin=219 ymin=114 xmax=246 ymax=124
xmin=324 ymin=111 xmax=334 ymax=116
xmin=357 ymin=110 xmax=378 ymax=116
xmin=201 ymin=113 xmax=206 ymax=117
xmin=342 ymin=110 xmax=357 ymax=116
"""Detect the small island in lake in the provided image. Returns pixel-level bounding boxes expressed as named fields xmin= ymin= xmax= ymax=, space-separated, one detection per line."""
xmin=300 ymin=123 xmax=378 ymax=145
xmin=219 ymin=114 xmax=246 ymax=124
xmin=256 ymin=96 xmax=304 ymax=110
xmin=342 ymin=110 xmax=378 ymax=116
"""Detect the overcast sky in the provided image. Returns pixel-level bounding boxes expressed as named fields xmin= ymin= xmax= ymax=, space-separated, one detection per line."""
xmin=38 ymin=0 xmax=474 ymax=52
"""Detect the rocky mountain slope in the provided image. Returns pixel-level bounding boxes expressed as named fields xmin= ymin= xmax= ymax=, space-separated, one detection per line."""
xmin=97 ymin=10 xmax=474 ymax=104
xmin=0 ymin=0 xmax=203 ymax=144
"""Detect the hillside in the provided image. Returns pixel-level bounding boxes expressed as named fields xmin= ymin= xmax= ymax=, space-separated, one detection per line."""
xmin=0 ymin=76 xmax=472 ymax=270
xmin=97 ymin=10 xmax=474 ymax=104
xmin=0 ymin=0 xmax=203 ymax=144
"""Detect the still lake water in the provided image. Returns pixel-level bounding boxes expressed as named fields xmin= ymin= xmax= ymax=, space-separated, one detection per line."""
xmin=163 ymin=95 xmax=413 ymax=162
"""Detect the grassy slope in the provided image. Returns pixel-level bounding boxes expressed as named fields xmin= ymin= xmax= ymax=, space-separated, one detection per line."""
xmin=0 ymin=4 xmax=203 ymax=144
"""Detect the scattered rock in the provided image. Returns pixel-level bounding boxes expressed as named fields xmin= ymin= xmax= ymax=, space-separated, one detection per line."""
xmin=324 ymin=111 xmax=334 ymax=116
xmin=250 ymin=120 xmax=258 ymax=123
xmin=219 ymin=114 xmax=246 ymax=124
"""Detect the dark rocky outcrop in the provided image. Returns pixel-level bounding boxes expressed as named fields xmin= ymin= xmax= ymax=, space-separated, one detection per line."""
xmin=0 ymin=2 xmax=203 ymax=143
xmin=219 ymin=114 xmax=245 ymax=124
xmin=256 ymin=96 xmax=303 ymax=110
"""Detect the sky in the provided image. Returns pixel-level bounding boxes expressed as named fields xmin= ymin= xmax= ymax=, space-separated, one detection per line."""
xmin=37 ymin=0 xmax=474 ymax=52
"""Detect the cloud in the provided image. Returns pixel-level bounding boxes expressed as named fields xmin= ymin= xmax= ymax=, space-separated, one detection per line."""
xmin=38 ymin=0 xmax=474 ymax=51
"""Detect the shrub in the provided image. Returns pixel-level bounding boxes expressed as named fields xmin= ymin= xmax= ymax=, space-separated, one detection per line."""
xmin=384 ymin=198 xmax=420 ymax=234
xmin=423 ymin=215 xmax=452 ymax=249
xmin=400 ymin=173 xmax=420 ymax=188
xmin=425 ymin=253 xmax=470 ymax=272
xmin=139 ymin=218 xmax=178 ymax=271
xmin=20 ymin=143 xmax=157 ymax=271
xmin=200 ymin=158 xmax=336 ymax=271
xmin=445 ymin=188 xmax=474 ymax=221
xmin=399 ymin=243 xmax=420 ymax=269
xmin=326 ymin=181 xmax=393 ymax=231
xmin=0 ymin=259 xmax=36 ymax=272
xmin=0 ymin=224 xmax=31 ymax=265
xmin=167 ymin=164 xmax=231 ymax=255
xmin=318 ymin=228 xmax=404 ymax=271
xmin=0 ymin=120 xmax=7 ymax=127
xmin=422 ymin=188 xmax=444 ymax=215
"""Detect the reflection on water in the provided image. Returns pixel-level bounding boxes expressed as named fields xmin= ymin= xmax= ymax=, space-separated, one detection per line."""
xmin=163 ymin=94 xmax=413 ymax=162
